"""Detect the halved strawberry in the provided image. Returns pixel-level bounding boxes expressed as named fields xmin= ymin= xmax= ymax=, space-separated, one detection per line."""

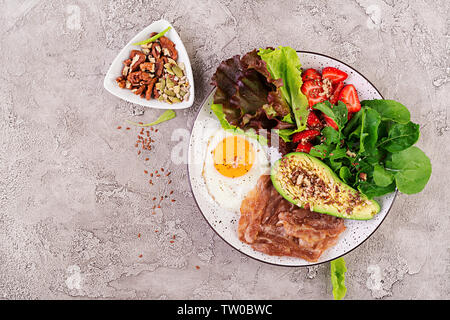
xmin=307 ymin=111 xmax=322 ymax=128
xmin=307 ymin=95 xmax=327 ymax=108
xmin=338 ymin=84 xmax=361 ymax=113
xmin=322 ymin=67 xmax=348 ymax=83
xmin=302 ymin=68 xmax=321 ymax=82
xmin=292 ymin=129 xmax=321 ymax=144
xmin=329 ymin=81 xmax=344 ymax=105
xmin=296 ymin=142 xmax=313 ymax=153
xmin=301 ymin=80 xmax=327 ymax=107
xmin=323 ymin=114 xmax=339 ymax=131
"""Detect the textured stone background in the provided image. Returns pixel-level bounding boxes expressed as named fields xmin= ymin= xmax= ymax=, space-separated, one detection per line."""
xmin=0 ymin=0 xmax=448 ymax=300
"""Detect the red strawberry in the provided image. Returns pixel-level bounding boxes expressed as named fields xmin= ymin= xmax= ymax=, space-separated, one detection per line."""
xmin=322 ymin=67 xmax=348 ymax=83
xmin=301 ymin=80 xmax=327 ymax=107
xmin=338 ymin=84 xmax=361 ymax=113
xmin=307 ymin=111 xmax=322 ymax=128
xmin=296 ymin=142 xmax=313 ymax=153
xmin=323 ymin=114 xmax=339 ymax=131
xmin=329 ymin=81 xmax=344 ymax=105
xmin=292 ymin=129 xmax=321 ymax=144
xmin=302 ymin=68 xmax=321 ymax=82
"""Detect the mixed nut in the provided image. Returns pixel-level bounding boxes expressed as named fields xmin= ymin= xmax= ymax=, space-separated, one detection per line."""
xmin=116 ymin=32 xmax=190 ymax=104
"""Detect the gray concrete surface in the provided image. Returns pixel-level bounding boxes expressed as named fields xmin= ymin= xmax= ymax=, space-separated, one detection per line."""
xmin=0 ymin=0 xmax=448 ymax=300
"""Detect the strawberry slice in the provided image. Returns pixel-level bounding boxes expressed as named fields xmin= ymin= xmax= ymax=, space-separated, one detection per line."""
xmin=323 ymin=114 xmax=339 ymax=131
xmin=302 ymin=68 xmax=321 ymax=82
xmin=322 ymin=67 xmax=348 ymax=83
xmin=329 ymin=81 xmax=344 ymax=105
xmin=301 ymin=80 xmax=327 ymax=107
xmin=307 ymin=111 xmax=322 ymax=128
xmin=295 ymin=142 xmax=313 ymax=153
xmin=338 ymin=84 xmax=361 ymax=113
xmin=292 ymin=129 xmax=321 ymax=144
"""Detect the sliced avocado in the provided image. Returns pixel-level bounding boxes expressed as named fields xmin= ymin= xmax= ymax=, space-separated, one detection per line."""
xmin=271 ymin=152 xmax=380 ymax=220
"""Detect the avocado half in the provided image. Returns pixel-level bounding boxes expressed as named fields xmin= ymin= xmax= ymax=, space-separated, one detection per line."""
xmin=271 ymin=152 xmax=380 ymax=220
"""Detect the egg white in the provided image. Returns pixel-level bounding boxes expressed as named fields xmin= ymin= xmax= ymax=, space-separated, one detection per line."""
xmin=202 ymin=129 xmax=270 ymax=213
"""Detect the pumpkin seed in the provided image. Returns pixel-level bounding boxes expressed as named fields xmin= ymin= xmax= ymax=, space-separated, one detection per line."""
xmin=166 ymin=79 xmax=174 ymax=88
xmin=164 ymin=88 xmax=175 ymax=96
xmin=172 ymin=65 xmax=184 ymax=78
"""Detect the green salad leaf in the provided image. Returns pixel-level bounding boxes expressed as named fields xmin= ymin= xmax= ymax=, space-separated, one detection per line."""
xmin=133 ymin=26 xmax=171 ymax=46
xmin=258 ymin=46 xmax=309 ymax=131
xmin=126 ymin=109 xmax=176 ymax=127
xmin=359 ymin=107 xmax=381 ymax=154
xmin=309 ymin=98 xmax=431 ymax=199
xmin=378 ymin=121 xmax=420 ymax=152
xmin=330 ymin=257 xmax=347 ymax=300
xmin=361 ymin=99 xmax=410 ymax=124
xmin=385 ymin=146 xmax=432 ymax=194
xmin=373 ymin=164 xmax=394 ymax=187
xmin=211 ymin=103 xmax=268 ymax=145
xmin=313 ymin=101 xmax=348 ymax=131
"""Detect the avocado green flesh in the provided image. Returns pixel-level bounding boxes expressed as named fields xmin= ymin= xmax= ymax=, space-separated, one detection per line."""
xmin=271 ymin=152 xmax=380 ymax=220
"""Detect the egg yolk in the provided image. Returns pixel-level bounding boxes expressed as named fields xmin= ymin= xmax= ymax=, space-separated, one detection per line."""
xmin=213 ymin=136 xmax=255 ymax=178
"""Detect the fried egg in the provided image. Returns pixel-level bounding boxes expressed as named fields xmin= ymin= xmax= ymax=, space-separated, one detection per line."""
xmin=202 ymin=129 xmax=270 ymax=213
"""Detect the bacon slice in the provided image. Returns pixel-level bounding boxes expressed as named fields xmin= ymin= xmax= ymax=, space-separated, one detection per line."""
xmin=238 ymin=175 xmax=345 ymax=262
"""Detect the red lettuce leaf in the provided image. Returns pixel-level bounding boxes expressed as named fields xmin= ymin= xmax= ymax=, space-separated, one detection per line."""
xmin=211 ymin=50 xmax=292 ymax=130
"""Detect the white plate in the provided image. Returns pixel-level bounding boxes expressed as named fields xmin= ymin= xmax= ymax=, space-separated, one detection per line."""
xmin=104 ymin=19 xmax=195 ymax=109
xmin=188 ymin=51 xmax=397 ymax=267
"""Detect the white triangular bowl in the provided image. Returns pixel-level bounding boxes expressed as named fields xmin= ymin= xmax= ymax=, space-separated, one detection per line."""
xmin=104 ymin=19 xmax=194 ymax=109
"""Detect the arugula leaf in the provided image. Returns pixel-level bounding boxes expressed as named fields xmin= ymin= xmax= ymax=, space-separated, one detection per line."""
xmin=309 ymin=143 xmax=334 ymax=159
xmin=358 ymin=180 xmax=396 ymax=199
xmin=373 ymin=164 xmax=394 ymax=187
xmin=348 ymin=124 xmax=362 ymax=141
xmin=360 ymin=99 xmax=410 ymax=124
xmin=343 ymin=109 xmax=362 ymax=137
xmin=313 ymin=101 xmax=348 ymax=130
xmin=378 ymin=121 xmax=420 ymax=153
xmin=330 ymin=257 xmax=347 ymax=300
xmin=385 ymin=146 xmax=432 ymax=194
xmin=258 ymin=46 xmax=310 ymax=131
xmin=322 ymin=126 xmax=340 ymax=145
xmin=339 ymin=166 xmax=353 ymax=184
xmin=360 ymin=107 xmax=381 ymax=154
xmin=126 ymin=109 xmax=176 ymax=127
